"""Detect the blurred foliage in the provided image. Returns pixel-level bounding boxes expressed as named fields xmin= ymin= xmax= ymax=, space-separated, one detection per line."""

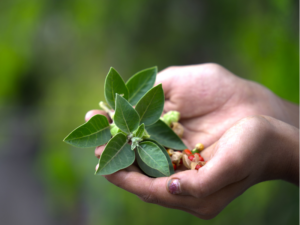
xmin=0 ymin=0 xmax=298 ymax=224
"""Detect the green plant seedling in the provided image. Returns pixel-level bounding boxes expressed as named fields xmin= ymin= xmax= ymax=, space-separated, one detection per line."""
xmin=63 ymin=67 xmax=187 ymax=177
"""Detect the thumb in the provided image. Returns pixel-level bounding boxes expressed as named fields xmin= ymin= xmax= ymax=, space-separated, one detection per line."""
xmin=167 ymin=147 xmax=246 ymax=198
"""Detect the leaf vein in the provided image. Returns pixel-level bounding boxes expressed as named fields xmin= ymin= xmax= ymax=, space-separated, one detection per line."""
xmin=128 ymin=76 xmax=151 ymax=101
xmin=139 ymin=88 xmax=159 ymax=121
xmin=69 ymin=127 xmax=109 ymax=141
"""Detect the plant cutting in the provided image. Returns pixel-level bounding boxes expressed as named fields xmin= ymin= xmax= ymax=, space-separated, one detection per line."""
xmin=63 ymin=67 xmax=207 ymax=177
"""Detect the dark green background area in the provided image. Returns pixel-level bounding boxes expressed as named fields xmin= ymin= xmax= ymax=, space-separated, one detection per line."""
xmin=0 ymin=0 xmax=298 ymax=225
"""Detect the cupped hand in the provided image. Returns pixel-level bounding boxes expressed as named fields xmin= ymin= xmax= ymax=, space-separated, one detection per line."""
xmin=90 ymin=63 xmax=298 ymax=156
xmin=86 ymin=63 xmax=299 ymax=219
xmin=86 ymin=113 xmax=299 ymax=219
xmin=154 ymin=63 xmax=298 ymax=149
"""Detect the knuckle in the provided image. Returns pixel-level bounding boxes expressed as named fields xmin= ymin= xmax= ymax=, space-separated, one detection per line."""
xmin=192 ymin=183 xmax=206 ymax=199
xmin=194 ymin=189 xmax=205 ymax=199
xmin=139 ymin=180 xmax=158 ymax=204
xmin=238 ymin=115 xmax=271 ymax=135
xmin=140 ymin=193 xmax=157 ymax=204
xmin=202 ymin=63 xmax=224 ymax=73
xmin=189 ymin=176 xmax=208 ymax=199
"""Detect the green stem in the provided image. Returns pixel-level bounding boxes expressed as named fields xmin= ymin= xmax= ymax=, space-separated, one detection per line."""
xmin=99 ymin=101 xmax=115 ymax=119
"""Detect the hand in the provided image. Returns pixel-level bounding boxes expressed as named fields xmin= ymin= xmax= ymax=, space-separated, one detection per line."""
xmin=153 ymin=63 xmax=299 ymax=149
xmin=86 ymin=114 xmax=299 ymax=219
xmin=86 ymin=63 xmax=299 ymax=219
xmin=89 ymin=63 xmax=298 ymax=156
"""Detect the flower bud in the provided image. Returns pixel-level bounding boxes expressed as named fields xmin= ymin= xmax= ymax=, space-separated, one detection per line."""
xmin=162 ymin=111 xmax=180 ymax=127
xmin=110 ymin=123 xmax=118 ymax=136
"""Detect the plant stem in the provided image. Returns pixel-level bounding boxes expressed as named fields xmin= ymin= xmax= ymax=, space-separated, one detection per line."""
xmin=99 ymin=101 xmax=115 ymax=119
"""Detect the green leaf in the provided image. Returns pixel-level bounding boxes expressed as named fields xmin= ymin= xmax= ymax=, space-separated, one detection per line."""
xmin=134 ymin=123 xmax=145 ymax=138
xmin=114 ymin=94 xmax=140 ymax=134
xmin=104 ymin=67 xmax=129 ymax=109
xmin=63 ymin=115 xmax=111 ymax=147
xmin=139 ymin=139 xmax=174 ymax=177
xmin=126 ymin=67 xmax=157 ymax=105
xmin=135 ymin=84 xmax=164 ymax=126
xmin=146 ymin=119 xmax=187 ymax=150
xmin=117 ymin=129 xmax=128 ymax=136
xmin=136 ymin=141 xmax=171 ymax=177
xmin=96 ymin=133 xmax=135 ymax=175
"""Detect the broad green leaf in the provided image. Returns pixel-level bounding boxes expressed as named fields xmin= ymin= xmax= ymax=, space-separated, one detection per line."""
xmin=96 ymin=133 xmax=134 ymax=175
xmin=134 ymin=123 xmax=145 ymax=138
xmin=126 ymin=67 xmax=157 ymax=105
xmin=117 ymin=129 xmax=128 ymax=136
xmin=146 ymin=119 xmax=187 ymax=150
xmin=136 ymin=141 xmax=170 ymax=177
xmin=114 ymin=94 xmax=140 ymax=134
xmin=135 ymin=84 xmax=164 ymax=126
xmin=136 ymin=152 xmax=166 ymax=178
xmin=138 ymin=139 xmax=174 ymax=177
xmin=63 ymin=115 xmax=111 ymax=147
xmin=104 ymin=67 xmax=128 ymax=109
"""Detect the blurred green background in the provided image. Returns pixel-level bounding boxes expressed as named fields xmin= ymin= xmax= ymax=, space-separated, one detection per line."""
xmin=0 ymin=0 xmax=298 ymax=224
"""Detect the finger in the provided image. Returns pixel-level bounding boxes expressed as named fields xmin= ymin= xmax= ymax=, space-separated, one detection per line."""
xmin=194 ymin=174 xmax=251 ymax=219
xmin=166 ymin=143 xmax=248 ymax=198
xmin=155 ymin=66 xmax=196 ymax=114
xmin=149 ymin=200 xmax=202 ymax=219
xmin=95 ymin=145 xmax=106 ymax=158
xmin=103 ymin=163 xmax=251 ymax=220
xmin=155 ymin=68 xmax=186 ymax=114
xmin=155 ymin=67 xmax=176 ymax=100
xmin=104 ymin=169 xmax=196 ymax=209
xmin=85 ymin=110 xmax=111 ymax=122
xmin=104 ymin=167 xmax=249 ymax=220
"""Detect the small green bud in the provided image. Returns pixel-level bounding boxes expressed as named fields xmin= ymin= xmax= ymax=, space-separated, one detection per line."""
xmin=110 ymin=123 xmax=119 ymax=136
xmin=162 ymin=111 xmax=180 ymax=127
xmin=131 ymin=137 xmax=142 ymax=150
xmin=110 ymin=124 xmax=127 ymax=136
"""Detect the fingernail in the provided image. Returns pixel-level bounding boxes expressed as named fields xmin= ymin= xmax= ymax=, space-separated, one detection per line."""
xmin=167 ymin=179 xmax=181 ymax=194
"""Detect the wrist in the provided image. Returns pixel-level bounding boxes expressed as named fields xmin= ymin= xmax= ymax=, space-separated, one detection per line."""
xmin=279 ymin=124 xmax=299 ymax=185
xmin=263 ymin=116 xmax=299 ymax=185
xmin=280 ymin=99 xmax=299 ymax=128
xmin=245 ymin=80 xmax=299 ymax=128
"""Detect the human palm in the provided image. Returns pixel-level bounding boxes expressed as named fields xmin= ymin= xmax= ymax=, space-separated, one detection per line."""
xmin=157 ymin=63 xmax=292 ymax=151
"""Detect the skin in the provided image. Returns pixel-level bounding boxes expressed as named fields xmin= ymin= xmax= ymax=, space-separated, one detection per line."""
xmin=86 ymin=63 xmax=299 ymax=219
